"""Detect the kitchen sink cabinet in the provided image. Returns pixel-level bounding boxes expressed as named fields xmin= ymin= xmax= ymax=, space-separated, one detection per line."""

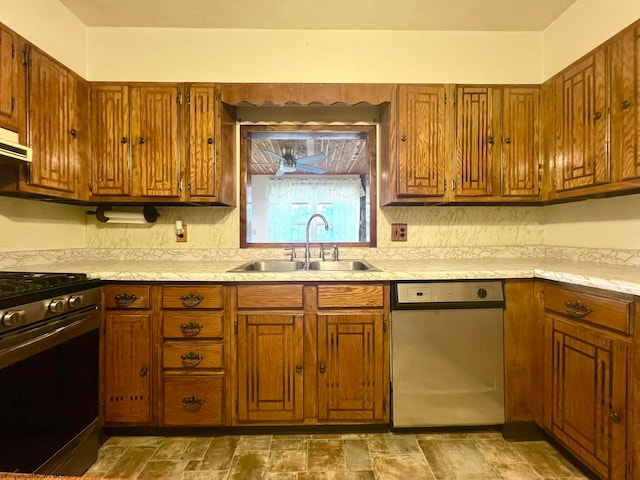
xmin=161 ymin=285 xmax=226 ymax=426
xmin=230 ymin=282 xmax=389 ymax=426
xmin=102 ymin=285 xmax=154 ymax=425
xmin=0 ymin=24 xmax=23 ymax=134
xmin=89 ymin=83 xmax=182 ymax=201
xmin=541 ymin=282 xmax=634 ymax=480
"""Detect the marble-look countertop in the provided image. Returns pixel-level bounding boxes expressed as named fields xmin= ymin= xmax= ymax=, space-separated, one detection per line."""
xmin=4 ymin=256 xmax=640 ymax=296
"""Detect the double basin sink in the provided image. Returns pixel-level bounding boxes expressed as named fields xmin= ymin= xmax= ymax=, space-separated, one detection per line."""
xmin=229 ymin=259 xmax=377 ymax=272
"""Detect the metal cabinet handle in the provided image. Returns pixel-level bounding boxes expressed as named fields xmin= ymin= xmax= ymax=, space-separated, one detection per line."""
xmin=139 ymin=137 xmax=146 ymax=145
xmin=593 ymin=111 xmax=602 ymax=121
xmin=115 ymin=291 xmax=138 ymax=307
xmin=180 ymin=322 xmax=204 ymax=336
xmin=319 ymin=363 xmax=326 ymax=373
xmin=505 ymin=137 xmax=512 ymax=144
xmin=70 ymin=129 xmax=77 ymax=137
xmin=564 ymin=300 xmax=592 ymax=318
xmin=487 ymin=137 xmax=495 ymax=145
xmin=180 ymin=352 xmax=204 ymax=367
xmin=182 ymin=396 xmax=205 ymax=411
xmin=400 ymin=135 xmax=407 ymax=142
xmin=181 ymin=293 xmax=204 ymax=308
xmin=207 ymin=137 xmax=214 ymax=145
xmin=139 ymin=367 xmax=148 ymax=376
xmin=121 ymin=137 xmax=128 ymax=144
xmin=610 ymin=411 xmax=623 ymax=423
xmin=296 ymin=364 xmax=303 ymax=373
xmin=621 ymin=100 xmax=631 ymax=110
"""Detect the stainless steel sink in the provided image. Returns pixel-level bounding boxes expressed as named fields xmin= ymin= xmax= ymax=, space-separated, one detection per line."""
xmin=307 ymin=260 xmax=377 ymax=271
xmin=228 ymin=260 xmax=305 ymax=272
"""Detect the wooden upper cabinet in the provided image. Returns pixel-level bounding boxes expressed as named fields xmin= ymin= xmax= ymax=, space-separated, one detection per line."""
xmin=502 ymin=87 xmax=541 ymax=197
xmin=188 ymin=85 xmax=218 ymax=200
xmin=26 ymin=47 xmax=86 ymax=198
xmin=610 ymin=25 xmax=640 ymax=184
xmin=553 ymin=48 xmax=608 ymax=193
xmin=0 ymin=25 xmax=21 ymax=133
xmin=395 ymin=84 xmax=450 ymax=200
xmin=130 ymin=85 xmax=181 ymax=197
xmin=90 ymin=84 xmax=131 ymax=196
xmin=455 ymin=86 xmax=497 ymax=198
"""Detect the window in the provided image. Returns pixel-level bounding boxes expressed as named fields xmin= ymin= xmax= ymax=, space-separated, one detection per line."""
xmin=240 ymin=125 xmax=376 ymax=248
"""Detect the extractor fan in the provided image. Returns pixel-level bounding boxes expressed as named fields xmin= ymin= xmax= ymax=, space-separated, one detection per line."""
xmin=263 ymin=147 xmax=327 ymax=176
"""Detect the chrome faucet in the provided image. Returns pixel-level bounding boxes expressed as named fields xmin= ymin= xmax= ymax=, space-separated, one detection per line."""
xmin=305 ymin=214 xmax=329 ymax=269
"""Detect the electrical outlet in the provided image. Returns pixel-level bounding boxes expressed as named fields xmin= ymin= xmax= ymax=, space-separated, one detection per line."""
xmin=391 ymin=223 xmax=407 ymax=242
xmin=176 ymin=224 xmax=187 ymax=242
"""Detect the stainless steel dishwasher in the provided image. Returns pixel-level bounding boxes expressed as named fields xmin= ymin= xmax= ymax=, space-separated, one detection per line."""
xmin=391 ymin=280 xmax=505 ymax=428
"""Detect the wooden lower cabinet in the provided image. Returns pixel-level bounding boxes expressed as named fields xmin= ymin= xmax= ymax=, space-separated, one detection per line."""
xmin=232 ymin=282 xmax=389 ymax=426
xmin=163 ymin=374 xmax=224 ymax=426
xmin=541 ymin=282 xmax=634 ymax=480
xmin=236 ymin=314 xmax=304 ymax=422
xmin=317 ymin=313 xmax=386 ymax=421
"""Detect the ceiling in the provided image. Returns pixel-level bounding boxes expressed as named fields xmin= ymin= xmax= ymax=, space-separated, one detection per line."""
xmin=58 ymin=0 xmax=578 ymax=31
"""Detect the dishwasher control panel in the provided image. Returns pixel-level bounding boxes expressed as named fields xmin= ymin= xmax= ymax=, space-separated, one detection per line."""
xmin=393 ymin=281 xmax=504 ymax=308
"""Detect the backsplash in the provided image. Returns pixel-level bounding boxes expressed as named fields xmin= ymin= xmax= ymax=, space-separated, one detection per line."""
xmin=84 ymin=204 xmax=545 ymax=249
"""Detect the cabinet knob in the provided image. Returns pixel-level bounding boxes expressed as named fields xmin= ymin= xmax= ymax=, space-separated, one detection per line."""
xmin=487 ymin=137 xmax=495 ymax=145
xmin=621 ymin=100 xmax=632 ymax=110
xmin=295 ymin=364 xmax=303 ymax=373
xmin=139 ymin=367 xmax=148 ymax=376
xmin=400 ymin=135 xmax=407 ymax=142
xmin=610 ymin=411 xmax=623 ymax=423
xmin=139 ymin=137 xmax=146 ymax=145
xmin=319 ymin=363 xmax=326 ymax=373
xmin=593 ymin=111 xmax=602 ymax=121
xmin=121 ymin=137 xmax=128 ymax=144
xmin=207 ymin=137 xmax=214 ymax=145
xmin=70 ymin=129 xmax=77 ymax=137
xmin=505 ymin=137 xmax=512 ymax=144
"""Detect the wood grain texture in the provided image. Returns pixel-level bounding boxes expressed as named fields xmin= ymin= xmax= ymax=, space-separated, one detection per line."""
xmin=162 ymin=343 xmax=223 ymax=369
xmin=103 ymin=285 xmax=151 ymax=310
xmin=163 ymin=312 xmax=223 ymax=339
xmin=163 ymin=285 xmax=223 ymax=309
xmin=317 ymin=284 xmax=384 ymax=308
xmin=163 ymin=374 xmax=224 ymax=426
xmin=0 ymin=25 xmax=20 ymax=132
xmin=237 ymin=284 xmax=304 ymax=309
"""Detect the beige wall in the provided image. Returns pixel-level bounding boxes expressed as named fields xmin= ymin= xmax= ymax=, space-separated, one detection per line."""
xmin=0 ymin=197 xmax=86 ymax=252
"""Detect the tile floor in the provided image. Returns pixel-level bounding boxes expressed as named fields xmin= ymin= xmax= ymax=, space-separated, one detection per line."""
xmin=83 ymin=431 xmax=593 ymax=480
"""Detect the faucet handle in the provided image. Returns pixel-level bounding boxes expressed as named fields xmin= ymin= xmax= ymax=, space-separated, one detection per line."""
xmin=332 ymin=244 xmax=339 ymax=261
xmin=284 ymin=247 xmax=296 ymax=261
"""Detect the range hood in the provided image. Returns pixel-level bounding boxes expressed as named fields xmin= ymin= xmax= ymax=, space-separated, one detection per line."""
xmin=0 ymin=127 xmax=32 ymax=165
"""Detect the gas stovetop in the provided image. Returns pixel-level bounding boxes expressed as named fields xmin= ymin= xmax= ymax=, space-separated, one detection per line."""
xmin=0 ymin=272 xmax=102 ymax=330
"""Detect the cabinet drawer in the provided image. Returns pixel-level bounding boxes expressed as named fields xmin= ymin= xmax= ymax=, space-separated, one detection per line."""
xmin=103 ymin=285 xmax=150 ymax=309
xmin=237 ymin=284 xmax=304 ymax=309
xmin=163 ymin=374 xmax=223 ymax=426
xmin=163 ymin=343 xmax=223 ymax=369
xmin=163 ymin=312 xmax=223 ymax=339
xmin=544 ymin=285 xmax=632 ymax=334
xmin=317 ymin=284 xmax=384 ymax=308
xmin=163 ymin=286 xmax=223 ymax=309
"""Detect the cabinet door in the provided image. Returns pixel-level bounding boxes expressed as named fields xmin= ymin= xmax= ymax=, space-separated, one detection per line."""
xmin=455 ymin=86 xmax=497 ymax=197
xmin=502 ymin=87 xmax=541 ymax=197
xmin=554 ymin=49 xmax=608 ymax=192
xmin=188 ymin=85 xmax=220 ymax=200
xmin=130 ymin=85 xmax=180 ymax=197
xmin=237 ymin=314 xmax=304 ymax=422
xmin=396 ymin=85 xmax=448 ymax=199
xmin=610 ymin=26 xmax=640 ymax=182
xmin=27 ymin=48 xmax=78 ymax=193
xmin=104 ymin=314 xmax=152 ymax=424
xmin=90 ymin=84 xmax=131 ymax=196
xmin=544 ymin=316 xmax=628 ymax=480
xmin=0 ymin=25 xmax=20 ymax=132
xmin=317 ymin=313 xmax=386 ymax=421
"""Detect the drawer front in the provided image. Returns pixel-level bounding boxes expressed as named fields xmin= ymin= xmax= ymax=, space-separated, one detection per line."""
xmin=163 ymin=344 xmax=223 ymax=369
xmin=163 ymin=375 xmax=223 ymax=426
xmin=545 ymin=285 xmax=632 ymax=334
xmin=103 ymin=285 xmax=150 ymax=310
xmin=163 ymin=286 xmax=223 ymax=309
xmin=317 ymin=284 xmax=384 ymax=308
xmin=163 ymin=312 xmax=224 ymax=339
xmin=237 ymin=284 xmax=304 ymax=309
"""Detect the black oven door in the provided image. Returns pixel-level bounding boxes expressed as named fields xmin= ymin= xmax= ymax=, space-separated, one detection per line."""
xmin=0 ymin=306 xmax=101 ymax=474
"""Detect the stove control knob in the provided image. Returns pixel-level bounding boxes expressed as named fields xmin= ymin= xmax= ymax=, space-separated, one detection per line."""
xmin=3 ymin=310 xmax=26 ymax=327
xmin=49 ymin=299 xmax=66 ymax=313
xmin=68 ymin=295 xmax=84 ymax=308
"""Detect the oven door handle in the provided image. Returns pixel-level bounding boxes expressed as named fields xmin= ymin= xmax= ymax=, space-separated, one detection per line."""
xmin=0 ymin=306 xmax=101 ymax=370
